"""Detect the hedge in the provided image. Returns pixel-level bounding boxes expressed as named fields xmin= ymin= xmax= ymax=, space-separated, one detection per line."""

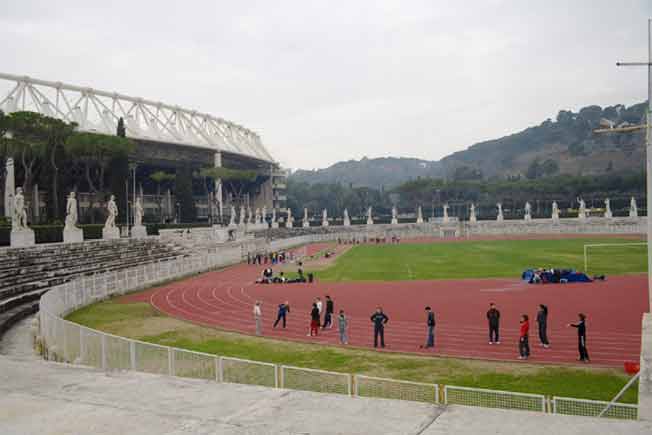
xmin=0 ymin=224 xmax=105 ymax=246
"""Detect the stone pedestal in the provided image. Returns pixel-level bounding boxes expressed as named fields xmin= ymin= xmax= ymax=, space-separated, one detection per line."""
xmin=391 ymin=218 xmax=398 ymax=225
xmin=131 ymin=225 xmax=148 ymax=239
xmin=639 ymin=313 xmax=652 ymax=421
xmin=213 ymin=226 xmax=230 ymax=243
xmin=102 ymin=226 xmax=120 ymax=240
xmin=63 ymin=227 xmax=84 ymax=244
xmin=286 ymin=221 xmax=293 ymax=229
xmin=343 ymin=218 xmax=351 ymax=227
xmin=416 ymin=217 xmax=424 ymax=224
xmin=10 ymin=229 xmax=35 ymax=248
xmin=271 ymin=222 xmax=279 ymax=228
xmin=322 ymin=220 xmax=329 ymax=227
xmin=302 ymin=221 xmax=310 ymax=228
xmin=604 ymin=211 xmax=613 ymax=219
xmin=366 ymin=218 xmax=374 ymax=226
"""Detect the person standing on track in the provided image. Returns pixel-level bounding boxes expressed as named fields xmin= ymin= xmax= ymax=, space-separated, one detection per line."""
xmin=253 ymin=301 xmax=263 ymax=336
xmin=338 ymin=309 xmax=349 ymax=344
xmin=568 ymin=313 xmax=590 ymax=362
xmin=420 ymin=306 xmax=436 ymax=349
xmin=316 ymin=297 xmax=323 ymax=318
xmin=323 ymin=295 xmax=334 ymax=329
xmin=273 ymin=301 xmax=290 ymax=329
xmin=518 ymin=314 xmax=530 ymax=360
xmin=309 ymin=303 xmax=320 ymax=336
xmin=487 ymin=302 xmax=501 ymax=344
xmin=370 ymin=307 xmax=389 ymax=348
xmin=536 ymin=304 xmax=550 ymax=348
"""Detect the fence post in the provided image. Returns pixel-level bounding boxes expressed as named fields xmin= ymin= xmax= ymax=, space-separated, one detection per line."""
xmin=218 ymin=356 xmax=224 ymax=382
xmin=62 ymin=320 xmax=68 ymax=363
xmin=101 ymin=334 xmax=107 ymax=370
xmin=79 ymin=327 xmax=84 ymax=364
xmin=215 ymin=357 xmax=220 ymax=382
xmin=443 ymin=385 xmax=448 ymax=404
xmin=130 ymin=340 xmax=136 ymax=370
xmin=168 ymin=347 xmax=175 ymax=376
xmin=354 ymin=375 xmax=359 ymax=396
xmin=274 ymin=364 xmax=279 ymax=388
xmin=348 ymin=374 xmax=353 ymax=397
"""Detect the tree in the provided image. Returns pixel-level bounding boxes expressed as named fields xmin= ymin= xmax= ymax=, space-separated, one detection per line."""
xmin=42 ymin=117 xmax=76 ymax=220
xmin=65 ymin=132 xmax=135 ymax=222
xmin=116 ymin=117 xmax=126 ymax=138
xmin=150 ymin=170 xmax=176 ymax=222
xmin=6 ymin=111 xmax=49 ymax=195
xmin=199 ymin=167 xmax=258 ymax=203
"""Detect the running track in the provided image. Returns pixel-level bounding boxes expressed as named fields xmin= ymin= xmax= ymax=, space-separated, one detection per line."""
xmin=125 ymin=243 xmax=649 ymax=367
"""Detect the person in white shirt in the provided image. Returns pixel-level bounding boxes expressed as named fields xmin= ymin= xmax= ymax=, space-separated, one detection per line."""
xmin=316 ymin=297 xmax=323 ymax=315
xmin=254 ymin=301 xmax=262 ymax=336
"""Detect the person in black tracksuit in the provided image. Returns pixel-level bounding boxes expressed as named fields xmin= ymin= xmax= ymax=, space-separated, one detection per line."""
xmin=568 ymin=313 xmax=590 ymax=362
xmin=536 ymin=304 xmax=549 ymax=348
xmin=370 ymin=307 xmax=389 ymax=348
xmin=323 ymin=295 xmax=334 ymax=329
xmin=486 ymin=303 xmax=500 ymax=344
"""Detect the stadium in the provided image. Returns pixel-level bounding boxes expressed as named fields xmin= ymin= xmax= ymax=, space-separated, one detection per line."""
xmin=2 ymin=9 xmax=652 ymax=435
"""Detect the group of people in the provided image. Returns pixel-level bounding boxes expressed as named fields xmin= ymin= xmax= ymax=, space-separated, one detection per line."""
xmin=488 ymin=303 xmax=589 ymax=362
xmin=247 ymin=250 xmax=293 ymax=266
xmin=255 ymin=264 xmax=315 ymax=285
xmin=253 ymin=299 xmax=590 ymax=363
xmin=337 ymin=235 xmax=401 ymax=245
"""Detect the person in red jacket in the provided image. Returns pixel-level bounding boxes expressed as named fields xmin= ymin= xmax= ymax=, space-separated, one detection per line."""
xmin=518 ymin=314 xmax=530 ymax=360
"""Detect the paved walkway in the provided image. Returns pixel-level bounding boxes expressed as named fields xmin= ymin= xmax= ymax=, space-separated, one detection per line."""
xmin=1 ymin=354 xmax=650 ymax=435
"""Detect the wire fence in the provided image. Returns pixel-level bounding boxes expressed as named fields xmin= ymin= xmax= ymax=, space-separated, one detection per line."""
xmin=444 ymin=385 xmax=546 ymax=412
xmin=552 ymin=396 xmax=638 ymax=420
xmin=37 ymin=236 xmax=641 ymax=421
xmin=355 ymin=375 xmax=438 ymax=404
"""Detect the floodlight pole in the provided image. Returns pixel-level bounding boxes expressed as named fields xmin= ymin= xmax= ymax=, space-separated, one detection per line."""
xmin=616 ymin=18 xmax=652 ymax=312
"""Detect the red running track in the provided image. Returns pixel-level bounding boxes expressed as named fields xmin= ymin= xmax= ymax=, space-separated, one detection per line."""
xmin=125 ymin=243 xmax=648 ymax=367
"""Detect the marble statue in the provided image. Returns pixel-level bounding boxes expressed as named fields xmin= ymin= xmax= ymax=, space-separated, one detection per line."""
xmin=524 ymin=202 xmax=532 ymax=221
xmin=577 ymin=198 xmax=586 ymax=220
xmin=262 ymin=206 xmax=267 ymax=225
xmin=496 ymin=203 xmax=503 ymax=222
xmin=104 ymin=195 xmax=118 ymax=229
xmin=102 ymin=195 xmax=120 ymax=240
xmin=303 ymin=208 xmax=310 ymax=228
xmin=271 ymin=208 xmax=278 ymax=228
xmin=630 ymin=197 xmax=638 ymax=218
xmin=551 ymin=201 xmax=560 ymax=222
xmin=134 ymin=197 xmax=144 ymax=227
xmin=131 ymin=196 xmax=148 ymax=238
xmin=442 ymin=204 xmax=449 ymax=224
xmin=63 ymin=191 xmax=83 ymax=243
xmin=229 ymin=206 xmax=237 ymax=227
xmin=12 ymin=187 xmax=28 ymax=230
xmin=65 ymin=192 xmax=78 ymax=230
xmin=604 ymin=198 xmax=612 ymax=219
xmin=10 ymin=187 xmax=35 ymax=247
xmin=248 ymin=207 xmax=254 ymax=224
xmin=254 ymin=208 xmax=261 ymax=225
xmin=322 ymin=209 xmax=329 ymax=227
xmin=343 ymin=208 xmax=351 ymax=226
xmin=391 ymin=206 xmax=398 ymax=225
xmin=469 ymin=203 xmax=477 ymax=223
xmin=239 ymin=206 xmax=245 ymax=226
xmin=366 ymin=207 xmax=373 ymax=225
xmin=416 ymin=206 xmax=424 ymax=224
xmin=286 ymin=208 xmax=293 ymax=228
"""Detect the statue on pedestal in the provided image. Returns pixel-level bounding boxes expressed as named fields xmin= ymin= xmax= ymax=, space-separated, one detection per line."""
xmin=63 ymin=191 xmax=83 ymax=243
xmin=442 ymin=204 xmax=449 ymax=224
xmin=10 ymin=187 xmax=35 ymax=247
xmin=416 ymin=206 xmax=424 ymax=224
xmin=343 ymin=208 xmax=351 ymax=226
xmin=551 ymin=201 xmax=560 ymax=222
xmin=630 ymin=197 xmax=638 ymax=218
xmin=229 ymin=206 xmax=237 ymax=227
xmin=577 ymin=198 xmax=586 ymax=220
xmin=496 ymin=203 xmax=503 ymax=222
xmin=254 ymin=208 xmax=261 ymax=225
xmin=12 ymin=187 xmax=28 ymax=231
xmin=134 ymin=197 xmax=144 ymax=227
xmin=248 ymin=207 xmax=254 ymax=224
xmin=604 ymin=198 xmax=612 ymax=219
xmin=271 ymin=208 xmax=278 ymax=228
xmin=391 ymin=206 xmax=398 ymax=225
xmin=524 ymin=202 xmax=532 ymax=221
xmin=286 ymin=208 xmax=293 ymax=228
xmin=239 ymin=206 xmax=246 ymax=226
xmin=322 ymin=209 xmax=329 ymax=226
xmin=469 ymin=203 xmax=477 ymax=223
xmin=104 ymin=195 xmax=118 ymax=229
xmin=366 ymin=207 xmax=373 ymax=225
xmin=303 ymin=208 xmax=310 ymax=228
xmin=262 ymin=206 xmax=267 ymax=225
xmin=65 ymin=192 xmax=79 ymax=230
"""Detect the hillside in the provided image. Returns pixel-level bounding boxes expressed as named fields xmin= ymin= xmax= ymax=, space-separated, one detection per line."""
xmin=290 ymin=102 xmax=646 ymax=188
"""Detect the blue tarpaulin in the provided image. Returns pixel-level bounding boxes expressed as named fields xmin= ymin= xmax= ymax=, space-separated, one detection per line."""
xmin=522 ymin=269 xmax=592 ymax=284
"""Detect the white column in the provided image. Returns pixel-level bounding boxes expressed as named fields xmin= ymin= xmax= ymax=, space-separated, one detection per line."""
xmin=4 ymin=157 xmax=14 ymax=218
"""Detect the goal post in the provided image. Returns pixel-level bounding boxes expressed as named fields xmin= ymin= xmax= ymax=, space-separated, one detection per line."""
xmin=583 ymin=242 xmax=647 ymax=276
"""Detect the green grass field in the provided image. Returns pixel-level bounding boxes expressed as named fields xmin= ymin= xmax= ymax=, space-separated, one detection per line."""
xmin=66 ymin=299 xmax=638 ymax=403
xmin=313 ymin=238 xmax=647 ymax=281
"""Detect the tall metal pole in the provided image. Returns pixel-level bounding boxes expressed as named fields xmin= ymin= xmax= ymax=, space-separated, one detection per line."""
xmin=647 ymin=18 xmax=651 ymax=312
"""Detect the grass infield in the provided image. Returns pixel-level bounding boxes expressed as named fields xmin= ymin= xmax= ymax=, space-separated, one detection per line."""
xmin=310 ymin=238 xmax=646 ymax=281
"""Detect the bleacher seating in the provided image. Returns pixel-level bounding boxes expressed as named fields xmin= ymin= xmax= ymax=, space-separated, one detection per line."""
xmin=0 ymin=238 xmax=188 ymax=337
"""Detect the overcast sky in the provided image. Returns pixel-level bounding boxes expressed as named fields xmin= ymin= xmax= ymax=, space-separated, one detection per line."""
xmin=1 ymin=1 xmax=650 ymax=170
